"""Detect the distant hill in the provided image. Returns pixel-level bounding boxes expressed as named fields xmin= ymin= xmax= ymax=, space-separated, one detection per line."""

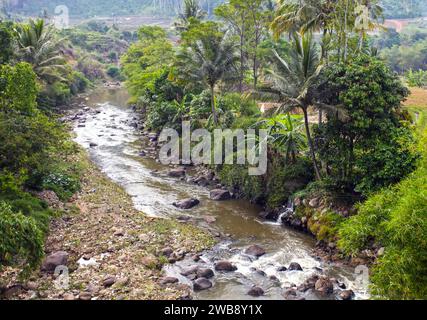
xmin=381 ymin=0 xmax=427 ymax=19
xmin=1 ymin=0 xmax=223 ymax=18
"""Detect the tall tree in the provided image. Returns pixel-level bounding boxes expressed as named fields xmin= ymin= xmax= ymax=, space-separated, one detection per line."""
xmin=176 ymin=22 xmax=238 ymax=124
xmin=174 ymin=0 xmax=207 ymax=32
xmin=265 ymin=33 xmax=343 ymax=180
xmin=15 ymin=19 xmax=65 ymax=83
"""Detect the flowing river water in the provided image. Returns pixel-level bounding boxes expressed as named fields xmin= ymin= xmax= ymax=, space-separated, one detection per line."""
xmin=73 ymin=87 xmax=368 ymax=300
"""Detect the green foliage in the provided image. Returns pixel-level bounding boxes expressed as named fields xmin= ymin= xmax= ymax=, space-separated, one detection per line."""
xmin=0 ymin=21 xmax=15 ymax=65
xmin=15 ymin=19 xmax=66 ymax=83
xmin=0 ymin=63 xmax=38 ymax=114
xmin=218 ymin=93 xmax=260 ymax=117
xmin=381 ymin=39 xmax=427 ymax=74
xmin=106 ymin=65 xmax=122 ymax=79
xmin=315 ymin=55 xmax=416 ymax=195
xmin=121 ymin=26 xmax=175 ymax=101
xmin=266 ymin=158 xmax=313 ymax=208
xmin=338 ymin=129 xmax=427 ymax=299
xmin=0 ymin=202 xmax=44 ymax=269
xmin=218 ymin=165 xmax=265 ymax=203
xmin=308 ymin=210 xmax=345 ymax=243
xmin=406 ymin=69 xmax=427 ymax=88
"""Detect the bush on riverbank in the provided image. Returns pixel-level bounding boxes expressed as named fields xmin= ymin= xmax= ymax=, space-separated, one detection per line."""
xmin=338 ymin=128 xmax=427 ymax=299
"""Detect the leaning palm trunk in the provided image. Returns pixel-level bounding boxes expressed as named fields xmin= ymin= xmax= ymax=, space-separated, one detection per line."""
xmin=210 ymin=85 xmax=218 ymax=125
xmin=302 ymin=108 xmax=322 ymax=180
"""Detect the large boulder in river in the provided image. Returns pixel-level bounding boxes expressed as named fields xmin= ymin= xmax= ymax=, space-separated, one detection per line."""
xmin=197 ymin=268 xmax=214 ymax=279
xmin=314 ymin=277 xmax=334 ymax=296
xmin=288 ymin=262 xmax=303 ymax=271
xmin=215 ymin=261 xmax=237 ymax=272
xmin=339 ymin=289 xmax=355 ymax=300
xmin=248 ymin=286 xmax=264 ymax=297
xmin=210 ymin=189 xmax=231 ymax=201
xmin=193 ymin=278 xmax=213 ymax=291
xmin=168 ymin=168 xmax=186 ymax=178
xmin=245 ymin=245 xmax=266 ymax=258
xmin=173 ymin=198 xmax=200 ymax=210
xmin=41 ymin=251 xmax=69 ymax=272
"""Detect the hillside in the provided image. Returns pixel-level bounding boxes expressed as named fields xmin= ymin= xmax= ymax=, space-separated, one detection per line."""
xmin=2 ymin=0 xmax=223 ymax=18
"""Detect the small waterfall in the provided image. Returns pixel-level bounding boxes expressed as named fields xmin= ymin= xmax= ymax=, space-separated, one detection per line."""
xmin=277 ymin=200 xmax=295 ymax=224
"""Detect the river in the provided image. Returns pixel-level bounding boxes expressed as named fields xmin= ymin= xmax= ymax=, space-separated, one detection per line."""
xmin=73 ymin=87 xmax=368 ymax=300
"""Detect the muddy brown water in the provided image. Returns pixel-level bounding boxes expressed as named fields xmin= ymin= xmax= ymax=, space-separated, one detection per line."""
xmin=73 ymin=87 xmax=368 ymax=300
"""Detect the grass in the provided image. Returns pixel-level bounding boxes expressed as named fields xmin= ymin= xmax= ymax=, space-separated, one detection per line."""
xmin=404 ymin=87 xmax=427 ymax=131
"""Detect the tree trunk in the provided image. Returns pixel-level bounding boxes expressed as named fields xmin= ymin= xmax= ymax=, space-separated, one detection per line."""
xmin=303 ymin=108 xmax=321 ymax=180
xmin=210 ymin=85 xmax=218 ymax=125
xmin=318 ymin=110 xmax=323 ymax=124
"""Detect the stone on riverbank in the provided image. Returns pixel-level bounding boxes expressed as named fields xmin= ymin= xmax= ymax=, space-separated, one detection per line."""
xmin=173 ymin=198 xmax=200 ymax=210
xmin=209 ymin=189 xmax=231 ymax=201
xmin=41 ymin=251 xmax=69 ymax=272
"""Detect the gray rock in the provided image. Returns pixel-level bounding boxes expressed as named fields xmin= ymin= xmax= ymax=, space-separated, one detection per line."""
xmin=339 ymin=290 xmax=355 ymax=300
xmin=288 ymin=262 xmax=303 ymax=271
xmin=215 ymin=261 xmax=237 ymax=272
xmin=315 ymin=277 xmax=334 ymax=296
xmin=160 ymin=277 xmax=179 ymax=285
xmin=197 ymin=268 xmax=214 ymax=279
xmin=203 ymin=216 xmax=217 ymax=224
xmin=63 ymin=293 xmax=75 ymax=300
xmin=193 ymin=278 xmax=213 ymax=291
xmin=245 ymin=245 xmax=266 ymax=258
xmin=168 ymin=168 xmax=186 ymax=178
xmin=102 ymin=276 xmax=116 ymax=287
xmin=209 ymin=189 xmax=231 ymax=201
xmin=181 ymin=266 xmax=199 ymax=277
xmin=248 ymin=286 xmax=264 ymax=297
xmin=277 ymin=266 xmax=287 ymax=272
xmin=161 ymin=247 xmax=174 ymax=257
xmin=41 ymin=251 xmax=69 ymax=272
xmin=173 ymin=198 xmax=200 ymax=210
xmin=78 ymin=292 xmax=92 ymax=301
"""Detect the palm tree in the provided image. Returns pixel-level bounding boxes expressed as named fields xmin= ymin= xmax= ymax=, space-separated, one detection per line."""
xmin=256 ymin=114 xmax=306 ymax=163
xmin=172 ymin=95 xmax=191 ymax=123
xmin=176 ymin=32 xmax=238 ymax=125
xmin=174 ymin=0 xmax=207 ymax=32
xmin=15 ymin=19 xmax=65 ymax=83
xmin=264 ymin=32 xmax=345 ymax=180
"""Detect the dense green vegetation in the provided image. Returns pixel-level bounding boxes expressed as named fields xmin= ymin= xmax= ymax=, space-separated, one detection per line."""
xmin=1 ymin=0 xmax=426 ymax=300
xmin=0 ymin=17 xmax=123 ymax=271
xmin=119 ymin=0 xmax=426 ymax=299
xmin=373 ymin=22 xmax=427 ymax=77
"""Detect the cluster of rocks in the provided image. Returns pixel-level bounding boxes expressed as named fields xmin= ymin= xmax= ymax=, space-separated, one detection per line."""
xmin=284 ymin=274 xmax=355 ymax=300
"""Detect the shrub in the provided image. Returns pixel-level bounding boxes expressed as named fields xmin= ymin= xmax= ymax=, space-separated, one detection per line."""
xmin=218 ymin=93 xmax=261 ymax=117
xmin=0 ymin=202 xmax=44 ymax=269
xmin=338 ymin=128 xmax=427 ymax=299
xmin=106 ymin=65 xmax=121 ymax=79
xmin=406 ymin=69 xmax=427 ymax=87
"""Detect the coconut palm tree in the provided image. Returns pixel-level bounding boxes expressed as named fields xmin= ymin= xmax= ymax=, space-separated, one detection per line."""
xmin=174 ymin=0 xmax=207 ymax=32
xmin=176 ymin=32 xmax=238 ymax=125
xmin=15 ymin=19 xmax=65 ymax=83
xmin=256 ymin=114 xmax=306 ymax=163
xmin=264 ymin=32 xmax=345 ymax=180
